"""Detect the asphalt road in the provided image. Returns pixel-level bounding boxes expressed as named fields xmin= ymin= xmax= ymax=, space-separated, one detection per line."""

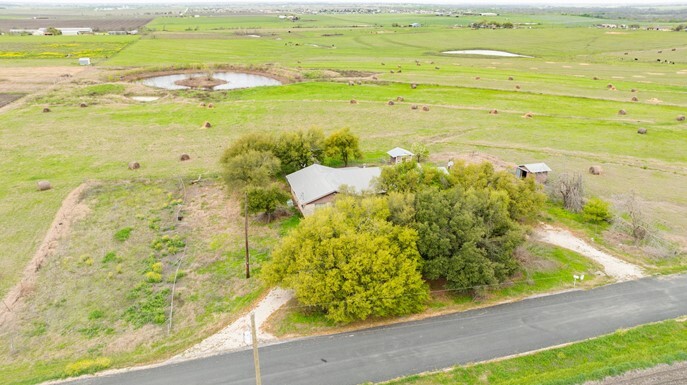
xmin=66 ymin=274 xmax=687 ymax=385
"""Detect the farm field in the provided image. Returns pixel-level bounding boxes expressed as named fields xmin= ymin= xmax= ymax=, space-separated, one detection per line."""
xmin=0 ymin=10 xmax=686 ymax=385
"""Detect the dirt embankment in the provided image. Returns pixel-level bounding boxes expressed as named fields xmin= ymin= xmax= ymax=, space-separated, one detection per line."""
xmin=0 ymin=182 xmax=93 ymax=328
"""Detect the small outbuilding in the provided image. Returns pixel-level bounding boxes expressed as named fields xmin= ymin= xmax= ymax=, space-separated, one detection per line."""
xmin=387 ymin=147 xmax=414 ymax=164
xmin=515 ymin=163 xmax=552 ymax=183
xmin=78 ymin=58 xmax=91 ymax=66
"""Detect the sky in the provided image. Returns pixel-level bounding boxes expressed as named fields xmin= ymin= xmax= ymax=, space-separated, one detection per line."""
xmin=9 ymin=0 xmax=687 ymax=5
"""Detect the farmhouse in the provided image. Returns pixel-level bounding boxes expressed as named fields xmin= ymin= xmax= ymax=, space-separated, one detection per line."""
xmin=286 ymin=164 xmax=381 ymax=216
xmin=387 ymin=147 xmax=414 ymax=164
xmin=515 ymin=163 xmax=551 ymax=183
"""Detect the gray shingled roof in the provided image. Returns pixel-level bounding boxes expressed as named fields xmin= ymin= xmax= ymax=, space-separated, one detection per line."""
xmin=286 ymin=164 xmax=381 ymax=206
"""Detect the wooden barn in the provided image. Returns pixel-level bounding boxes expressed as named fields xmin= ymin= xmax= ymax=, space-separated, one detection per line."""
xmin=516 ymin=163 xmax=552 ymax=183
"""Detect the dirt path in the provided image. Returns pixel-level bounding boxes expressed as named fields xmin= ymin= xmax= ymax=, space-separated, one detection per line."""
xmin=534 ymin=224 xmax=645 ymax=281
xmin=170 ymin=287 xmax=293 ymax=361
xmin=0 ymin=182 xmax=92 ymax=328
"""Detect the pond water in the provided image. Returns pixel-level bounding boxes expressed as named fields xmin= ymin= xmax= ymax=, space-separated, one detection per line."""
xmin=442 ymin=50 xmax=532 ymax=58
xmin=138 ymin=72 xmax=282 ymax=91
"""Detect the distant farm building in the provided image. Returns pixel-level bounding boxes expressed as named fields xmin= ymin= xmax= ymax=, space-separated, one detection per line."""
xmin=410 ymin=23 xmax=422 ymax=27
xmin=387 ymin=147 xmax=414 ymax=164
xmin=9 ymin=27 xmax=92 ymax=36
xmin=78 ymin=57 xmax=91 ymax=66
xmin=58 ymin=27 xmax=93 ymax=36
xmin=515 ymin=163 xmax=551 ymax=183
xmin=286 ymin=164 xmax=381 ymax=216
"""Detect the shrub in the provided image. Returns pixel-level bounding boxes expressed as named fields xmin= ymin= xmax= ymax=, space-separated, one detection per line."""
xmin=88 ymin=309 xmax=105 ymax=320
xmin=151 ymin=262 xmax=163 ymax=273
xmin=64 ymin=357 xmax=111 ymax=377
xmin=124 ymin=286 xmax=170 ymax=327
xmin=114 ymin=227 xmax=133 ymax=242
xmin=102 ymin=251 xmax=119 ymax=264
xmin=582 ymin=198 xmax=613 ymax=224
xmin=144 ymin=271 xmax=162 ymax=283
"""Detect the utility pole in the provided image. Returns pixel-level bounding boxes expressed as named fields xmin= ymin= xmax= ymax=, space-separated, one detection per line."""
xmin=245 ymin=190 xmax=250 ymax=279
xmin=250 ymin=312 xmax=262 ymax=385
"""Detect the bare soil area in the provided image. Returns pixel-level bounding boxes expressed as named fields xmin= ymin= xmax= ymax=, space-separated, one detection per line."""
xmin=0 ymin=18 xmax=151 ymax=31
xmin=0 ymin=66 xmax=85 ymax=93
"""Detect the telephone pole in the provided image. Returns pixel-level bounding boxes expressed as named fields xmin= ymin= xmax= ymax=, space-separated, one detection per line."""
xmin=250 ymin=313 xmax=262 ymax=385
xmin=245 ymin=191 xmax=250 ymax=279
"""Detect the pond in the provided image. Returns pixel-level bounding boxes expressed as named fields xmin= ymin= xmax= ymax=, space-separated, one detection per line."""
xmin=442 ymin=50 xmax=532 ymax=58
xmin=138 ymin=72 xmax=282 ymax=91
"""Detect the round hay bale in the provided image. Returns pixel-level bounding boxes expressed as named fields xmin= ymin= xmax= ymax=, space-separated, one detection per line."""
xmin=387 ymin=100 xmax=395 ymax=106
xmin=631 ymin=88 xmax=637 ymax=93
xmin=593 ymin=76 xmax=599 ymax=80
xmin=199 ymin=102 xmax=206 ymax=107
xmin=42 ymin=107 xmax=51 ymax=113
xmin=515 ymin=85 xmax=521 ymax=89
xmin=390 ymin=70 xmax=395 ymax=74
xmin=618 ymin=109 xmax=627 ymax=115
xmin=356 ymin=80 xmax=362 ymax=85
xmin=610 ymin=86 xmax=617 ymax=91
xmin=397 ymin=69 xmax=402 ymax=73
xmin=475 ymin=76 xmax=480 ymax=80
xmin=348 ymin=80 xmax=355 ymax=86
xmin=396 ymin=96 xmax=404 ymax=102
xmin=422 ymin=105 xmax=430 ymax=111
xmin=37 ymin=181 xmax=52 ymax=191
xmin=128 ymin=161 xmax=140 ymax=170
xmin=677 ymin=115 xmax=685 ymax=122
xmin=207 ymin=103 xmax=214 ymax=109
xmin=489 ymin=109 xmax=498 ymax=115
xmin=202 ymin=121 xmax=212 ymax=128
xmin=508 ymin=76 xmax=514 ymax=81
xmin=522 ymin=112 xmax=534 ymax=118
xmin=372 ymin=76 xmax=378 ymax=80
xmin=434 ymin=66 xmax=440 ymax=70
xmin=180 ymin=154 xmax=191 ymax=161
xmin=631 ymin=96 xmax=638 ymax=102
xmin=79 ymin=102 xmax=88 ymax=108
xmin=607 ymin=84 xmax=614 ymax=89
xmin=411 ymin=83 xmax=417 ymax=89
xmin=350 ymin=99 xmax=358 ymax=104
xmin=637 ymin=128 xmax=647 ymax=135
xmin=589 ymin=165 xmax=603 ymax=175
xmin=411 ymin=104 xmax=419 ymax=110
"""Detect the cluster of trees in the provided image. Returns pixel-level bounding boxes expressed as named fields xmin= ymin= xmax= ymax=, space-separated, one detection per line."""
xmin=265 ymin=160 xmax=546 ymax=323
xmin=220 ymin=128 xmax=362 ymax=219
xmin=469 ymin=21 xmax=514 ymax=29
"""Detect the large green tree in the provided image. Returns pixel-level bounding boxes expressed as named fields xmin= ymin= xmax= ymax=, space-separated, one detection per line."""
xmin=274 ymin=128 xmax=325 ymax=174
xmin=265 ymin=196 xmax=428 ymax=323
xmin=221 ymin=150 xmax=280 ymax=191
xmin=414 ymin=187 xmax=523 ymax=290
xmin=324 ymin=128 xmax=362 ymax=167
xmin=245 ymin=184 xmax=290 ymax=222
